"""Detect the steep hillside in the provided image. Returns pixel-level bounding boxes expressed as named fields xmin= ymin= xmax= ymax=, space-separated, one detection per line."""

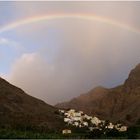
xmin=56 ymin=64 xmax=140 ymax=125
xmin=0 ymin=77 xmax=64 ymax=131
xmin=56 ymin=86 xmax=109 ymax=114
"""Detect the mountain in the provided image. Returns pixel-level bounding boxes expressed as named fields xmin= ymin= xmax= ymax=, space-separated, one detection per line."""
xmin=56 ymin=64 xmax=140 ymax=125
xmin=56 ymin=86 xmax=109 ymax=114
xmin=0 ymin=77 xmax=65 ymax=131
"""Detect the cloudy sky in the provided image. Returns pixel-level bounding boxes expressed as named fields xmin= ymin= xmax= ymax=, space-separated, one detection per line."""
xmin=0 ymin=1 xmax=140 ymax=105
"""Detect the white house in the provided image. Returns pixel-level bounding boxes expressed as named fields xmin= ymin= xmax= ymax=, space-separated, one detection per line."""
xmin=74 ymin=112 xmax=81 ymax=117
xmin=73 ymin=116 xmax=81 ymax=121
xmin=74 ymin=121 xmax=79 ymax=127
xmin=79 ymin=124 xmax=82 ymax=128
xmin=66 ymin=109 xmax=76 ymax=117
xmin=115 ymin=124 xmax=122 ymax=130
xmin=91 ymin=117 xmax=101 ymax=126
xmin=107 ymin=123 xmax=114 ymax=129
xmin=64 ymin=112 xmax=69 ymax=116
xmin=68 ymin=109 xmax=75 ymax=114
xmin=118 ymin=126 xmax=127 ymax=132
xmin=84 ymin=114 xmax=92 ymax=120
xmin=83 ymin=121 xmax=88 ymax=127
xmin=64 ymin=118 xmax=71 ymax=123
xmin=59 ymin=109 xmax=65 ymax=113
xmin=62 ymin=129 xmax=72 ymax=134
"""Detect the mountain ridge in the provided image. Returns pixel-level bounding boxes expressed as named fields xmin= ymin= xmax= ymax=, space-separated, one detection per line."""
xmin=0 ymin=77 xmax=65 ymax=131
xmin=56 ymin=64 xmax=140 ymax=125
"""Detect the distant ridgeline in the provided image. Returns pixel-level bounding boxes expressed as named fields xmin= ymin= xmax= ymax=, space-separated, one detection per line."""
xmin=56 ymin=64 xmax=140 ymax=126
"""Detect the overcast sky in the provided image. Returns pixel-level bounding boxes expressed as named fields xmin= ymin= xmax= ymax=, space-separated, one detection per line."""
xmin=0 ymin=1 xmax=140 ymax=105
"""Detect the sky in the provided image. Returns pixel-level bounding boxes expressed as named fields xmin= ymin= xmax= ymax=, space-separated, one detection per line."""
xmin=0 ymin=1 xmax=140 ymax=105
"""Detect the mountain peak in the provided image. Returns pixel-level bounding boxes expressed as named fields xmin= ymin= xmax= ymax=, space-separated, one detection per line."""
xmin=123 ymin=64 xmax=140 ymax=93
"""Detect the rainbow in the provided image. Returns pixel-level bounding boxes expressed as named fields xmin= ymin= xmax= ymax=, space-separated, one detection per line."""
xmin=0 ymin=13 xmax=140 ymax=35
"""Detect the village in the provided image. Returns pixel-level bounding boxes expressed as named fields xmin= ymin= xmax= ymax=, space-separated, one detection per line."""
xmin=59 ymin=109 xmax=127 ymax=134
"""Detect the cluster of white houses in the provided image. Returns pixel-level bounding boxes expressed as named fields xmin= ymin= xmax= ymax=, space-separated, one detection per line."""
xmin=59 ymin=109 xmax=127 ymax=134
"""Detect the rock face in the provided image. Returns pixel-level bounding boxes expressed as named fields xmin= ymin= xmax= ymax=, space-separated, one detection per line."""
xmin=0 ymin=77 xmax=64 ymax=130
xmin=123 ymin=63 xmax=140 ymax=94
xmin=56 ymin=64 xmax=140 ymax=125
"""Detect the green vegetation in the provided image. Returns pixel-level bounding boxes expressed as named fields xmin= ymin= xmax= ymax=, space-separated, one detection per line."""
xmin=127 ymin=119 xmax=140 ymax=139
xmin=0 ymin=126 xmax=139 ymax=139
xmin=0 ymin=119 xmax=139 ymax=139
